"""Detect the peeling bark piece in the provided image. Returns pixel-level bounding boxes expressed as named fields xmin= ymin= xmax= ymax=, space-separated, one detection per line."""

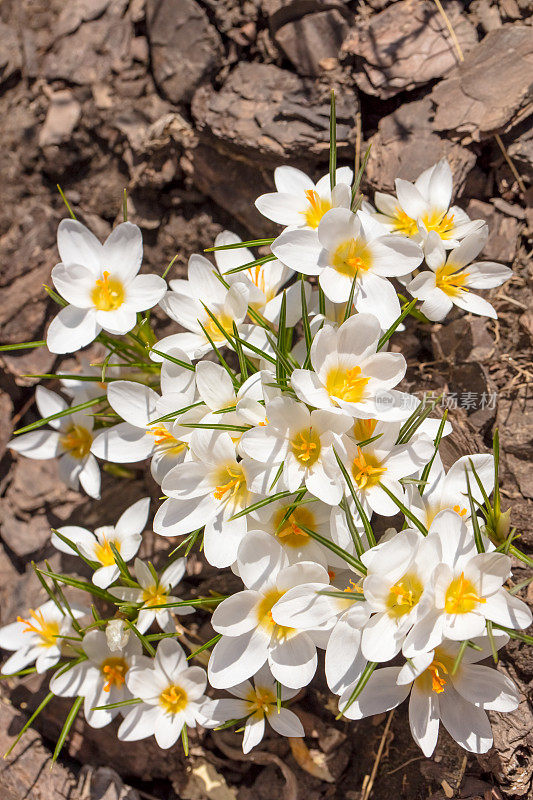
xmin=192 ymin=61 xmax=358 ymax=158
xmin=365 ymin=97 xmax=476 ymax=194
xmin=478 ymin=693 xmax=533 ymax=797
xmin=39 ymin=90 xmax=82 ymax=147
xmin=431 ymin=25 xmax=533 ymax=141
xmin=466 ymin=200 xmax=520 ymax=263
xmin=0 ymin=700 xmax=77 ymax=800
xmin=343 ymin=0 xmax=477 ymax=99
xmin=274 ymin=10 xmax=350 ymax=76
xmin=146 ymin=0 xmax=223 ymax=104
xmin=44 ymin=16 xmax=133 ymax=85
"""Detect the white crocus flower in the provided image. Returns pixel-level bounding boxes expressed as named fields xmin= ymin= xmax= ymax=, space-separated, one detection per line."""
xmin=8 ymin=386 xmax=101 ymax=498
xmin=255 ymin=166 xmax=353 ymax=230
xmin=339 ymin=633 xmax=518 ymax=756
xmin=359 ymin=530 xmax=440 ymax=662
xmin=47 ymin=220 xmax=166 ymax=354
xmin=239 ymin=396 xmax=352 ymax=505
xmin=154 ymin=431 xmax=257 ymax=568
xmin=153 ymin=254 xmax=249 ymax=360
xmin=202 ymin=664 xmax=303 ymax=752
xmin=291 ymin=314 xmax=416 ymax=422
xmin=49 ymin=630 xmax=146 ymax=729
xmin=118 ymin=639 xmax=208 ymax=749
xmin=403 ymin=510 xmax=532 ymax=656
xmin=271 ymin=209 xmax=422 ymax=325
xmin=0 ymin=601 xmax=85 ymax=675
xmin=109 ymin=557 xmax=194 ymax=633
xmin=249 ymin=497 xmax=349 ymax=568
xmin=408 ymin=229 xmax=512 ymax=321
xmin=51 ymin=497 xmax=149 ymax=588
xmin=336 ymin=423 xmax=434 ymax=517
xmin=91 ymin=364 xmax=197 ymax=484
xmin=325 ymin=600 xmax=371 ymax=696
xmin=406 ymin=453 xmax=494 ymax=530
xmin=372 ymin=159 xmax=484 ymax=248
xmin=208 ymin=531 xmax=332 ymax=690
xmin=214 ymin=231 xmax=307 ymax=328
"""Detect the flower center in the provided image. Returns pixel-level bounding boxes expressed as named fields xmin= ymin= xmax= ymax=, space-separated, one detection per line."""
xmin=331 ymin=238 xmax=372 ymax=277
xmin=91 ymin=271 xmax=125 ymax=311
xmin=101 ymin=656 xmax=128 ymax=691
xmin=159 ymin=684 xmax=188 ymax=714
xmin=427 ymin=659 xmax=449 ymax=694
xmin=393 ymin=208 xmax=419 ymax=237
xmin=290 ymin=427 xmax=321 ymax=467
xmin=202 ymin=311 xmax=233 ymax=343
xmin=435 ymin=263 xmax=469 ymax=297
xmin=142 ymin=584 xmax=169 ymax=607
xmin=304 ymin=189 xmax=331 ymax=229
xmin=326 ymin=365 xmax=370 ymax=405
xmin=17 ymin=609 xmax=60 ymax=648
xmin=352 ymin=448 xmax=387 ymax=489
xmin=423 ymin=209 xmax=456 ymax=239
xmin=352 ymin=418 xmax=377 ymax=443
xmin=256 ymin=588 xmax=294 ymax=639
xmin=60 ymin=424 xmax=93 ymax=459
xmin=273 ymin=506 xmax=315 ymax=548
xmin=213 ymin=463 xmax=247 ymax=503
xmin=94 ymin=534 xmax=120 ymax=567
xmin=444 ymin=572 xmax=486 ymax=614
xmin=148 ymin=424 xmax=187 ymax=455
xmin=425 ymin=502 xmax=468 ymax=528
xmin=247 ymin=686 xmax=275 ymax=715
xmin=386 ymin=573 xmax=424 ymax=618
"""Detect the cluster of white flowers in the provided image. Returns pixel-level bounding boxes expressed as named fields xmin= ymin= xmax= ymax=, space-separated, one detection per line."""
xmin=2 ymin=153 xmax=529 ymax=767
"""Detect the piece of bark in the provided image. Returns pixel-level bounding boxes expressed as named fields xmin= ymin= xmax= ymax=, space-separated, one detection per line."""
xmin=431 ymin=25 xmax=533 ymax=141
xmin=39 ymin=90 xmax=82 ymax=147
xmin=0 ymin=697 xmax=77 ymax=800
xmin=343 ymin=0 xmax=477 ymax=99
xmin=365 ymin=96 xmax=476 ymax=194
xmin=146 ymin=0 xmax=223 ymax=104
xmin=0 ymin=23 xmax=22 ymax=87
xmin=466 ymin=200 xmax=520 ymax=263
xmin=274 ymin=9 xmax=350 ymax=76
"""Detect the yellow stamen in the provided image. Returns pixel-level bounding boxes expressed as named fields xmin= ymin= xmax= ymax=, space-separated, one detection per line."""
xmin=428 ymin=660 xmax=448 ymax=694
xmin=393 ymin=208 xmax=456 ymax=240
xmin=344 ymin=578 xmax=364 ymax=594
xmin=60 ymin=424 xmax=93 ymax=459
xmin=94 ymin=534 xmax=120 ymax=567
xmin=445 ymin=572 xmax=486 ymax=614
xmin=353 ymin=418 xmax=377 ymax=443
xmin=386 ymin=574 xmax=423 ymax=618
xmin=273 ymin=506 xmax=315 ymax=548
xmin=351 ymin=447 xmax=386 ymax=489
xmin=17 ymin=609 xmax=60 ymax=648
xmin=453 ymin=504 xmax=467 ymax=517
xmin=246 ymin=686 xmax=275 ymax=715
xmin=142 ymin=584 xmax=168 ymax=608
xmin=304 ymin=189 xmax=331 ymax=229
xmin=331 ymin=238 xmax=372 ymax=277
xmin=435 ymin=263 xmax=469 ymax=297
xmin=101 ymin=657 xmax=128 ymax=691
xmin=159 ymin=684 xmax=188 ymax=714
xmin=213 ymin=464 xmax=247 ymax=502
xmin=326 ymin=365 xmax=370 ymax=405
xmin=256 ymin=588 xmax=294 ymax=639
xmin=147 ymin=424 xmax=187 ymax=455
xmin=290 ymin=427 xmax=321 ymax=466
xmin=91 ymin=271 xmax=125 ymax=311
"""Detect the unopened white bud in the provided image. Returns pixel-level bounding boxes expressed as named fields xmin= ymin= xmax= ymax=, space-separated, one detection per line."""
xmin=106 ymin=619 xmax=130 ymax=652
